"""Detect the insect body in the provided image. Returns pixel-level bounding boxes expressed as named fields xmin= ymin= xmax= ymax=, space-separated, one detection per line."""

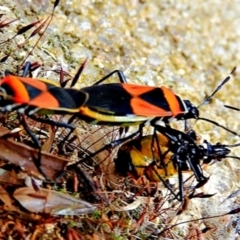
xmin=0 ymin=75 xmax=88 ymax=115
xmin=115 ymin=125 xmax=235 ymax=201
xmin=78 ymin=83 xmax=198 ymax=126
xmin=62 ymin=67 xmax=237 ymax=139
xmin=115 ymin=132 xmax=178 ymax=181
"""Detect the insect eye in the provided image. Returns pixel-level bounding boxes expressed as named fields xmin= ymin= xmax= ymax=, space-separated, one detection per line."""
xmin=183 ymin=100 xmax=199 ymax=119
xmin=189 ymin=103 xmax=199 ymax=118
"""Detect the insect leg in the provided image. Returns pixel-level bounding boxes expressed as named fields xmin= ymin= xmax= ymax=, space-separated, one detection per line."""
xmin=94 ymin=70 xmax=127 ymax=85
xmin=18 ymin=113 xmax=47 ymax=178
xmin=66 ymin=129 xmax=141 ymax=171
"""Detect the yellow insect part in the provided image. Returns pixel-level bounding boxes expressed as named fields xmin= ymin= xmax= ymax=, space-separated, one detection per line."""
xmin=116 ymin=133 xmax=178 ymax=181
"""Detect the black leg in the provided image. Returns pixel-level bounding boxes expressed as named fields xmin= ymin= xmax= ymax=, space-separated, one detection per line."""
xmin=150 ymin=161 xmax=181 ymax=201
xmin=28 ymin=114 xmax=75 ymax=130
xmin=176 ymin=155 xmax=185 ymax=202
xmin=94 ymin=70 xmax=127 ymax=85
xmin=66 ymin=129 xmax=141 ymax=172
xmin=18 ymin=113 xmax=47 ymax=178
xmin=152 ymin=129 xmax=169 ymax=176
xmin=22 ymin=61 xmax=32 ymax=77
xmin=28 ymin=114 xmax=76 ymax=153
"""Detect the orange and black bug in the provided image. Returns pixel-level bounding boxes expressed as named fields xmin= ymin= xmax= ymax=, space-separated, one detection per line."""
xmin=78 ymin=83 xmax=192 ymax=125
xmin=114 ymin=125 xmax=240 ymax=201
xmin=32 ymin=59 xmax=236 ymax=137
xmin=0 ymin=74 xmax=88 ymax=115
xmin=63 ymin=65 xmax=238 ymax=137
xmin=1 ymin=62 xmax=88 ymax=116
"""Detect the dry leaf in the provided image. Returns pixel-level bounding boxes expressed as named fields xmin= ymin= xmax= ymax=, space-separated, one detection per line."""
xmin=0 ymin=184 xmax=12 ymax=207
xmin=0 ymin=138 xmax=69 ymax=180
xmin=14 ymin=187 xmax=96 ymax=215
xmin=42 ymin=124 xmax=55 ymax=152
xmin=0 ymin=168 xmax=19 ymax=185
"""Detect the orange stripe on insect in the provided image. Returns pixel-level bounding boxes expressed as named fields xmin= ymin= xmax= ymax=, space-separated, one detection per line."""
xmin=17 ymin=76 xmax=50 ymax=91
xmin=161 ymin=86 xmax=187 ymax=117
xmin=1 ymin=75 xmax=31 ymax=103
xmin=28 ymin=92 xmax=61 ymax=108
xmin=122 ymin=84 xmax=156 ymax=96
xmin=130 ymin=97 xmax=173 ymax=117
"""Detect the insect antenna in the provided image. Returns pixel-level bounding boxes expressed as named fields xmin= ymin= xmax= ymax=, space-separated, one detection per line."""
xmin=221 ymin=141 xmax=240 ymax=160
xmin=224 ymin=155 xmax=240 ymax=160
xmin=224 ymin=104 xmax=239 ymax=111
xmin=197 ymin=117 xmax=240 ymax=136
xmin=224 ymin=142 xmax=240 ymax=147
xmin=193 ymin=67 xmax=239 ymax=136
xmin=197 ymin=66 xmax=236 ymax=108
